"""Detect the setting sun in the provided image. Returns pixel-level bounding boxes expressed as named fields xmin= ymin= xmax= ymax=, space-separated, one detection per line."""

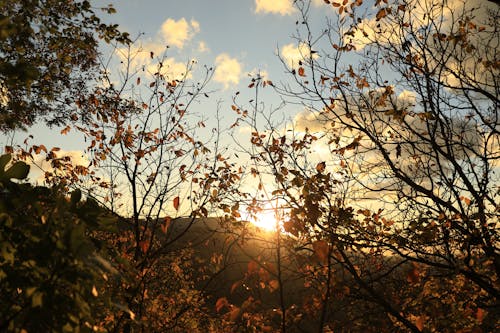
xmin=242 ymin=205 xmax=281 ymax=232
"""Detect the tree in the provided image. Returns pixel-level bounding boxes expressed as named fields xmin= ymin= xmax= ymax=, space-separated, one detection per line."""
xmin=0 ymin=0 xmax=129 ymax=131
xmin=73 ymin=43 xmax=242 ymax=332
xmin=228 ymin=0 xmax=499 ymax=331
xmin=0 ymin=154 xmax=126 ymax=332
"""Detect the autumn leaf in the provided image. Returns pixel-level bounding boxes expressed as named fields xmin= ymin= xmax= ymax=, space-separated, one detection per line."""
xmin=313 ymin=240 xmax=329 ymax=263
xmin=60 ymin=125 xmax=71 ymax=135
xmin=298 ymin=67 xmax=306 ymax=77
xmin=316 ymin=161 xmax=326 ymax=173
xmin=415 ymin=315 xmax=424 ymax=331
xmin=376 ymin=8 xmax=387 ymax=20
xmin=247 ymin=260 xmax=259 ymax=274
xmin=161 ymin=216 xmax=171 ymax=233
xmin=406 ymin=263 xmax=420 ymax=284
xmin=139 ymin=240 xmax=150 ymax=253
xmin=215 ymin=297 xmax=228 ymax=312
xmin=229 ymin=307 xmax=240 ymax=321
xmin=460 ymin=196 xmax=471 ymax=205
xmin=476 ymin=307 xmax=486 ymax=323
xmin=173 ymin=196 xmax=180 ymax=210
xmin=230 ymin=281 xmax=241 ymax=294
xmin=269 ymin=279 xmax=279 ymax=292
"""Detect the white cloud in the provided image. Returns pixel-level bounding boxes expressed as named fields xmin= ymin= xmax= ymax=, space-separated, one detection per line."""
xmin=214 ymin=53 xmax=243 ymax=89
xmin=197 ymin=41 xmax=209 ymax=53
xmin=346 ymin=0 xmax=497 ymax=50
xmin=29 ymin=150 xmax=89 ymax=183
xmin=255 ymin=0 xmax=296 ymax=16
xmin=311 ymin=0 xmax=327 ymax=7
xmin=246 ymin=68 xmax=269 ymax=81
xmin=281 ymin=42 xmax=317 ymax=69
xmin=160 ymin=18 xmax=200 ymax=49
xmin=117 ymin=42 xmax=192 ymax=81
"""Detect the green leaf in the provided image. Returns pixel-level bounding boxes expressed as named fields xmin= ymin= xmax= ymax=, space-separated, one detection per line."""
xmin=0 ymin=154 xmax=11 ymax=173
xmin=70 ymin=189 xmax=82 ymax=206
xmin=4 ymin=161 xmax=30 ymax=180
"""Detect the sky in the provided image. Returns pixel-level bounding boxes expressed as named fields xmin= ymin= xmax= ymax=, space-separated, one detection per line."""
xmin=99 ymin=0 xmax=328 ymax=127
xmin=4 ymin=0 xmax=332 ymax=154
xmin=4 ymin=0 xmax=496 ymax=206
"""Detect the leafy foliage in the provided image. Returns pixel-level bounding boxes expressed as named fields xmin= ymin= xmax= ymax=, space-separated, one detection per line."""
xmin=0 ymin=0 xmax=129 ymax=130
xmin=0 ymin=154 xmax=126 ymax=331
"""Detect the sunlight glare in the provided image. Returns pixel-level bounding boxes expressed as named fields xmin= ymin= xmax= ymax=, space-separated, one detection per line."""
xmin=242 ymin=205 xmax=280 ymax=232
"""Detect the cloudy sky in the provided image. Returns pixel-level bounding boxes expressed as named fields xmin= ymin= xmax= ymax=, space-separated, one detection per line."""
xmin=6 ymin=0 xmax=495 ymax=181
xmin=102 ymin=0 xmax=327 ymax=118
xmin=3 ymin=0 xmax=339 ymax=153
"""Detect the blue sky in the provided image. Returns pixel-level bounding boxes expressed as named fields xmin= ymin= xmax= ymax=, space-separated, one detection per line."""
xmin=4 ymin=0 xmax=333 ymax=154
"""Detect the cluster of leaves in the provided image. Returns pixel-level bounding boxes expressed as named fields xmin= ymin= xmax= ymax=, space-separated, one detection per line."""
xmin=0 ymin=0 xmax=130 ymax=130
xmin=0 ymin=154 xmax=126 ymax=332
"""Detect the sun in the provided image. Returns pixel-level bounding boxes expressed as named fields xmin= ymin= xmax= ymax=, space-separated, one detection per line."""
xmin=241 ymin=205 xmax=281 ymax=232
xmin=251 ymin=209 xmax=279 ymax=231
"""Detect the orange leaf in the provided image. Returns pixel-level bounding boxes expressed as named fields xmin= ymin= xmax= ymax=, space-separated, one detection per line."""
xmin=406 ymin=264 xmax=420 ymax=284
xmin=230 ymin=281 xmax=241 ymax=294
xmin=415 ymin=316 xmax=424 ymax=331
xmin=316 ymin=161 xmax=326 ymax=173
xmin=376 ymin=8 xmax=387 ymax=20
xmin=161 ymin=216 xmax=171 ymax=233
xmin=139 ymin=240 xmax=150 ymax=254
xmin=173 ymin=196 xmax=180 ymax=210
xmin=298 ymin=67 xmax=306 ymax=77
xmin=247 ymin=260 xmax=259 ymax=274
xmin=460 ymin=196 xmax=471 ymax=205
xmin=215 ymin=297 xmax=228 ymax=313
xmin=60 ymin=126 xmax=71 ymax=135
xmin=229 ymin=307 xmax=240 ymax=321
xmin=476 ymin=307 xmax=486 ymax=323
xmin=269 ymin=279 xmax=279 ymax=292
